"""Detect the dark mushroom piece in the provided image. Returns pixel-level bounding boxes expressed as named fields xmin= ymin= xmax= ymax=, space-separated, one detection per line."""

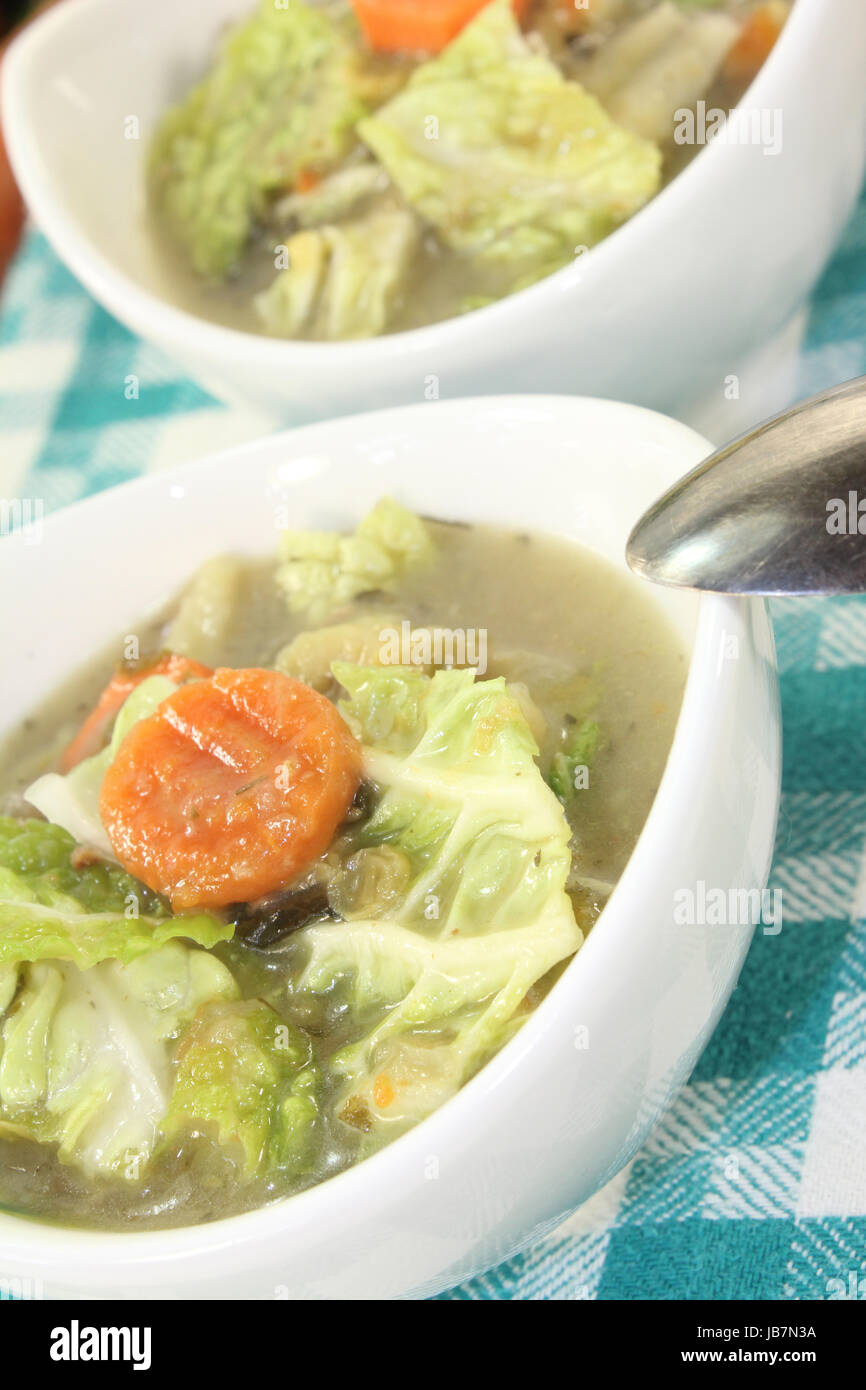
xmin=230 ymin=883 xmax=337 ymax=951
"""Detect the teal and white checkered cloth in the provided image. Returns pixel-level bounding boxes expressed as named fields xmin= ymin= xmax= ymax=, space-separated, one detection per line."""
xmin=2 ymin=184 xmax=866 ymax=1302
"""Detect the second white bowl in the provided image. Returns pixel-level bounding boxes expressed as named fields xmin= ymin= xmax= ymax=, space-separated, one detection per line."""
xmin=3 ymin=0 xmax=866 ymax=424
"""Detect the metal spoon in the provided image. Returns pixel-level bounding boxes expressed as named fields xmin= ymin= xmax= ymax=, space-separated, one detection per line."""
xmin=626 ymin=376 xmax=866 ymax=594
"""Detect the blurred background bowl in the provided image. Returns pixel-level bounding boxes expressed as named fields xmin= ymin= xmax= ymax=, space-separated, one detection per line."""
xmin=3 ymin=0 xmax=866 ymax=435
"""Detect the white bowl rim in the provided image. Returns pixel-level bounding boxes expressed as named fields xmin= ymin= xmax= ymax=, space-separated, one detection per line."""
xmin=0 ymin=393 xmax=765 ymax=1270
xmin=0 ymin=0 xmax=810 ymax=369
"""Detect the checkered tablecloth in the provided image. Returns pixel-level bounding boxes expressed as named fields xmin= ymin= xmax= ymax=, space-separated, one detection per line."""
xmin=2 ymin=182 xmax=866 ymax=1301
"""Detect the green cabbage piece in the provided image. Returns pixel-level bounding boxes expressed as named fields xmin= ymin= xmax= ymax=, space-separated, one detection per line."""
xmin=255 ymin=204 xmax=418 ymax=340
xmin=0 ymin=965 xmax=16 ymax=1015
xmin=297 ymin=664 xmax=582 ymax=1136
xmin=24 ymin=674 xmax=178 ymax=858
xmin=549 ymin=717 xmax=602 ymax=806
xmin=0 ymin=817 xmax=231 ymax=970
xmin=0 ymin=943 xmax=238 ymax=1177
xmin=358 ymin=0 xmax=661 ymax=285
xmin=149 ymin=0 xmax=368 ymax=277
xmin=276 ymin=498 xmax=433 ymax=624
xmin=159 ymin=999 xmax=320 ymax=1178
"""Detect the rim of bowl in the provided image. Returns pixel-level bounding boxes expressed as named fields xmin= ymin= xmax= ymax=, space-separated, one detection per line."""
xmin=0 ymin=395 xmax=763 ymax=1268
xmin=0 ymin=0 xmax=810 ymax=371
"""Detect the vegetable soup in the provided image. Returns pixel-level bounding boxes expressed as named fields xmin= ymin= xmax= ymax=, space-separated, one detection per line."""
xmin=0 ymin=503 xmax=686 ymax=1228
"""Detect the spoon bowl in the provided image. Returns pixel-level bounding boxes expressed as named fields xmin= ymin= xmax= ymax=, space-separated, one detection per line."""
xmin=627 ymin=376 xmax=866 ymax=595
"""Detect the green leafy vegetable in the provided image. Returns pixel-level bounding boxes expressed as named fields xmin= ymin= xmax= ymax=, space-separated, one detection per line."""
xmin=358 ymin=0 xmax=661 ymax=285
xmin=0 ymin=944 xmax=238 ymax=1177
xmin=0 ymin=965 xmax=16 ymax=1016
xmin=0 ymin=816 xmax=164 ymax=917
xmin=149 ymin=0 xmax=368 ymax=277
xmin=276 ymin=498 xmax=433 ymax=624
xmin=297 ymin=664 xmax=582 ymax=1136
xmin=549 ymin=717 xmax=601 ymax=805
xmin=331 ymin=663 xmax=431 ymax=757
xmin=159 ymin=1000 xmax=319 ymax=1178
xmin=0 ymin=817 xmax=231 ymax=970
xmin=255 ymin=205 xmax=418 ymax=340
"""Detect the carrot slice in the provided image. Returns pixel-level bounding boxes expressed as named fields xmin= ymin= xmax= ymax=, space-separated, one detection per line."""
xmin=723 ymin=2 xmax=787 ymax=86
xmin=61 ymin=653 xmax=213 ymax=772
xmin=99 ymin=668 xmax=363 ymax=910
xmin=351 ymin=0 xmax=530 ymax=54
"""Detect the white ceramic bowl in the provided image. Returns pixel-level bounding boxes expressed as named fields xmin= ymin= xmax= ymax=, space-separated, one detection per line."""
xmin=2 ymin=0 xmax=865 ymax=426
xmin=0 ymin=395 xmax=780 ymax=1299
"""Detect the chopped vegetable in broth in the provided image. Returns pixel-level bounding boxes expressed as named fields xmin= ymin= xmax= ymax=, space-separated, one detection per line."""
xmin=0 ymin=505 xmax=687 ymax=1229
xmin=147 ymin=0 xmax=791 ymax=340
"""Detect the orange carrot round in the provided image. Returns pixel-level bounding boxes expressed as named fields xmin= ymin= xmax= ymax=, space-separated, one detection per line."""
xmin=61 ymin=653 xmax=213 ymax=772
xmin=99 ymin=668 xmax=363 ymax=910
xmin=351 ymin=0 xmax=530 ymax=54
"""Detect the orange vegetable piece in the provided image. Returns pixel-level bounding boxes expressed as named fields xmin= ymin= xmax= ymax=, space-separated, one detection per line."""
xmin=61 ymin=653 xmax=212 ymax=772
xmin=99 ymin=668 xmax=363 ymax=911
xmin=350 ymin=0 xmax=530 ymax=54
xmin=723 ymin=2 xmax=788 ymax=86
xmin=551 ymin=0 xmax=592 ymax=36
xmin=373 ymin=1074 xmax=395 ymax=1109
xmin=295 ymin=168 xmax=322 ymax=194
